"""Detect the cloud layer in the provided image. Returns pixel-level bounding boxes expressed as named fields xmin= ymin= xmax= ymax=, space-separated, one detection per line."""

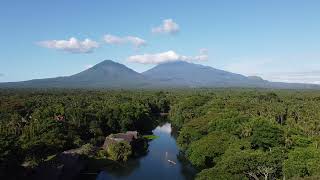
xmin=38 ymin=37 xmax=99 ymax=53
xmin=258 ymin=71 xmax=320 ymax=84
xmin=152 ymin=19 xmax=180 ymax=34
xmin=127 ymin=49 xmax=208 ymax=64
xmin=223 ymin=56 xmax=320 ymax=84
xmin=84 ymin=64 xmax=94 ymax=69
xmin=103 ymin=34 xmax=146 ymax=48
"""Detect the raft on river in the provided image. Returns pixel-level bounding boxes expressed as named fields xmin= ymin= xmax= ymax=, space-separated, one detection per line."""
xmin=168 ymin=160 xmax=176 ymax=165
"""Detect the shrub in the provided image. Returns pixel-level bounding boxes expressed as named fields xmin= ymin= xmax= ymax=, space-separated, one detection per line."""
xmin=107 ymin=141 xmax=132 ymax=162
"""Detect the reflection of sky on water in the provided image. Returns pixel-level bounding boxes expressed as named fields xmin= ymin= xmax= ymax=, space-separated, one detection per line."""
xmin=153 ymin=122 xmax=172 ymax=134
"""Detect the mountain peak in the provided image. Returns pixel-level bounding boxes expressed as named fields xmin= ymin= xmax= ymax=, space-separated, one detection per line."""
xmin=87 ymin=60 xmax=130 ymax=72
xmin=142 ymin=60 xmax=251 ymax=87
xmin=76 ymin=59 xmax=138 ymax=76
xmin=247 ymin=76 xmax=265 ymax=81
xmin=100 ymin=59 xmax=119 ymax=64
xmin=58 ymin=59 xmax=149 ymax=88
xmin=94 ymin=59 xmax=122 ymax=67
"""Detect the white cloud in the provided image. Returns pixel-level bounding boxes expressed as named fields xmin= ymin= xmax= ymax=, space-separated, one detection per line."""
xmin=152 ymin=19 xmax=180 ymax=34
xmin=84 ymin=64 xmax=93 ymax=69
xmin=195 ymin=48 xmax=209 ymax=61
xmin=103 ymin=34 xmax=147 ymax=48
xmin=257 ymin=71 xmax=320 ymax=84
xmin=155 ymin=123 xmax=172 ymax=134
xmin=127 ymin=49 xmax=208 ymax=64
xmin=128 ymin=51 xmax=179 ymax=64
xmin=223 ymin=56 xmax=320 ymax=84
xmin=103 ymin=34 xmax=126 ymax=44
xmin=126 ymin=36 xmax=147 ymax=47
xmin=38 ymin=37 xmax=99 ymax=53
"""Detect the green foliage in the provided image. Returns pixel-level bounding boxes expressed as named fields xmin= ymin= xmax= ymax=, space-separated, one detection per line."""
xmin=213 ymin=146 xmax=286 ymax=180
xmin=2 ymin=89 xmax=320 ymax=179
xmin=78 ymin=143 xmax=95 ymax=156
xmin=196 ymin=168 xmax=245 ymax=180
xmin=283 ymin=146 xmax=320 ymax=178
xmin=169 ymin=95 xmax=210 ymax=128
xmin=96 ymin=149 xmax=109 ymax=159
xmin=289 ymin=135 xmax=313 ymax=148
xmin=177 ymin=116 xmax=210 ymax=150
xmin=169 ymin=89 xmax=320 ymax=179
xmin=18 ymin=118 xmax=71 ymax=163
xmin=208 ymin=113 xmax=250 ymax=136
xmin=250 ymin=118 xmax=285 ymax=150
xmin=0 ymin=134 xmax=22 ymax=169
xmin=187 ymin=132 xmax=236 ymax=169
xmin=0 ymin=89 xmax=167 ymax=172
xmin=107 ymin=142 xmax=132 ymax=162
xmin=143 ymin=135 xmax=159 ymax=140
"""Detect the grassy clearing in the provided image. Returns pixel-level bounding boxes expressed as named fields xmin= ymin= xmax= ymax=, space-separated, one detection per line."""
xmin=143 ymin=135 xmax=159 ymax=140
xmin=44 ymin=154 xmax=57 ymax=161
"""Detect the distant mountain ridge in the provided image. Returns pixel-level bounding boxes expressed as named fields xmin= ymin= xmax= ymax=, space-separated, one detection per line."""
xmin=1 ymin=60 xmax=150 ymax=88
xmin=143 ymin=61 xmax=255 ymax=87
xmin=1 ymin=60 xmax=319 ymax=89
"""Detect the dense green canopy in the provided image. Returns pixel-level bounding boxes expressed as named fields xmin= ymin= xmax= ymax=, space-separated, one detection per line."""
xmin=168 ymin=89 xmax=320 ymax=180
xmin=2 ymin=89 xmax=320 ymax=179
xmin=0 ymin=89 xmax=169 ymax=177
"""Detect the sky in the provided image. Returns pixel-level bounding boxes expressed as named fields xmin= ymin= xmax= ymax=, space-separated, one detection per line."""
xmin=1 ymin=0 xmax=320 ymax=84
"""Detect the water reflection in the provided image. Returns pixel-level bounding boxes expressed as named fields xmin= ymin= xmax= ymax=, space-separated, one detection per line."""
xmin=154 ymin=122 xmax=172 ymax=134
xmin=96 ymin=123 xmax=196 ymax=180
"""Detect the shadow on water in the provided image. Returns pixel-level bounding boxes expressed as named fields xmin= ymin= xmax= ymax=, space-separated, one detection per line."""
xmin=95 ymin=122 xmax=196 ymax=180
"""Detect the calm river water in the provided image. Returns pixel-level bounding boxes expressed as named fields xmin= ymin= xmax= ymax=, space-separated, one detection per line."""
xmin=96 ymin=123 xmax=196 ymax=180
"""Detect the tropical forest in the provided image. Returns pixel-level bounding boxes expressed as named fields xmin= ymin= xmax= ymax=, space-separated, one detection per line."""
xmin=1 ymin=89 xmax=320 ymax=179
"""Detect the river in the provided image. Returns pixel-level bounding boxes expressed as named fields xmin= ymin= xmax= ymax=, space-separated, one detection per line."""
xmin=96 ymin=123 xmax=196 ymax=180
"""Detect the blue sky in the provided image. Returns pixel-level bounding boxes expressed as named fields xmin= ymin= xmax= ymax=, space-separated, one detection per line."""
xmin=1 ymin=0 xmax=320 ymax=83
